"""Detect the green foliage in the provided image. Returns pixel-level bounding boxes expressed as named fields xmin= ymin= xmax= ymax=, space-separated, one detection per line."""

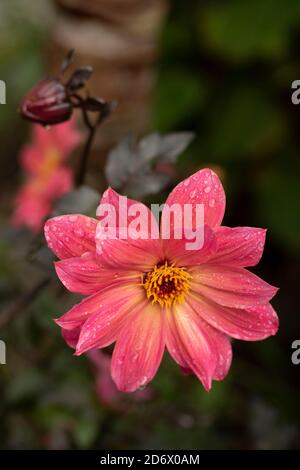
xmin=1 ymin=0 xmax=300 ymax=452
xmin=199 ymin=0 xmax=300 ymax=62
xmin=153 ymin=67 xmax=206 ymax=131
xmin=256 ymin=167 xmax=300 ymax=253
xmin=207 ymin=86 xmax=287 ymax=160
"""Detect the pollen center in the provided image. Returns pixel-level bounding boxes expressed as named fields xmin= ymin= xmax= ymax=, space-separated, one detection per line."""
xmin=142 ymin=261 xmax=191 ymax=307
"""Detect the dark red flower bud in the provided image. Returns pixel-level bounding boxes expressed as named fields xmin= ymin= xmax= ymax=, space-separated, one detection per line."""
xmin=20 ymin=78 xmax=72 ymax=125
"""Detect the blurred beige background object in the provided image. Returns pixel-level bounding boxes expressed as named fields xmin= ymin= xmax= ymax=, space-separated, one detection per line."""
xmin=48 ymin=0 xmax=168 ymax=181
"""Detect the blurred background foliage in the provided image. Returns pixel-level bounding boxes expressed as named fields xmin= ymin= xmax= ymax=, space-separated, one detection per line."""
xmin=0 ymin=0 xmax=300 ymax=450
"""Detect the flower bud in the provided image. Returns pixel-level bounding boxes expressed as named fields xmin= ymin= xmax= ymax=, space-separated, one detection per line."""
xmin=20 ymin=78 xmax=72 ymax=125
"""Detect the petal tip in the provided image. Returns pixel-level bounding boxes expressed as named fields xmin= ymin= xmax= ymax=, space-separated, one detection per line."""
xmin=74 ymin=347 xmax=84 ymax=357
xmin=55 ymin=317 xmax=71 ymax=329
xmin=202 ymin=378 xmax=212 ymax=392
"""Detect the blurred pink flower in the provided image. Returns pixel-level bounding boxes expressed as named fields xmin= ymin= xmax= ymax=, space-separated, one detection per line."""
xmin=12 ymin=120 xmax=81 ymax=233
xmin=87 ymin=349 xmax=124 ymax=406
xmin=44 ymin=168 xmax=278 ymax=392
xmin=87 ymin=349 xmax=152 ymax=407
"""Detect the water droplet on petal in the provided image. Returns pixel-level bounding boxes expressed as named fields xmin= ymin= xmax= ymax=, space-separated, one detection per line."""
xmin=74 ymin=228 xmax=85 ymax=237
xmin=138 ymin=376 xmax=148 ymax=390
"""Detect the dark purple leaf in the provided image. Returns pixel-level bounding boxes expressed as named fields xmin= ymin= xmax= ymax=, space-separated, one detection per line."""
xmin=67 ymin=66 xmax=94 ymax=91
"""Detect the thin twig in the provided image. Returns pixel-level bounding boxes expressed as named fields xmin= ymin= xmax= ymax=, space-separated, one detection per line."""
xmin=76 ymin=107 xmax=109 ymax=186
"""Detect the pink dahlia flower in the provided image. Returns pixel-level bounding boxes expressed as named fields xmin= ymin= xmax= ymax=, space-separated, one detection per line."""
xmin=12 ymin=120 xmax=80 ymax=233
xmin=44 ymin=168 xmax=278 ymax=392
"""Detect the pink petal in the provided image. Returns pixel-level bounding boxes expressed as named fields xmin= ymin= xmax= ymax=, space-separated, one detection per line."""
xmin=34 ymin=119 xmax=81 ymax=158
xmin=165 ymin=310 xmax=191 ymax=371
xmin=97 ymin=187 xmax=159 ymax=238
xmin=208 ymin=226 xmax=266 ymax=267
xmin=55 ymin=252 xmax=140 ymax=295
xmin=211 ymin=331 xmax=232 ymax=381
xmin=179 ymin=366 xmax=193 ymax=376
xmin=20 ymin=146 xmax=41 ymax=175
xmin=191 ymin=265 xmax=278 ymax=308
xmin=162 ymin=168 xmax=225 ymax=234
xmin=12 ymin=187 xmax=51 ymax=233
xmin=44 ymin=214 xmax=97 ymax=259
xmin=32 ymin=125 xmax=52 ymax=154
xmin=96 ymin=236 xmax=163 ymax=271
xmin=61 ymin=327 xmax=81 ymax=348
xmin=56 ymin=295 xmax=101 ymax=331
xmin=165 ymin=303 xmax=230 ymax=390
xmin=111 ymin=302 xmax=165 ymax=392
xmin=188 ymin=294 xmax=279 ymax=341
xmin=55 ymin=253 xmax=101 ymax=295
xmin=87 ymin=350 xmax=121 ymax=405
xmin=56 ymin=280 xmax=141 ymax=331
xmin=96 ymin=187 xmax=163 ymax=270
xmin=74 ymin=284 xmax=145 ymax=355
xmin=163 ymin=225 xmax=217 ymax=267
xmin=52 ymin=119 xmax=81 ymax=157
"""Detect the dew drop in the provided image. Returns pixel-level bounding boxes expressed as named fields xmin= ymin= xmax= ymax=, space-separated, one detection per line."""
xmin=74 ymin=228 xmax=85 ymax=237
xmin=139 ymin=376 xmax=148 ymax=388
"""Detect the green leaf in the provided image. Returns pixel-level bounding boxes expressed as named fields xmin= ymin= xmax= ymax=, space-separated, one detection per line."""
xmin=153 ymin=67 xmax=206 ymax=131
xmin=256 ymin=168 xmax=300 ymax=253
xmin=199 ymin=0 xmax=300 ymax=62
xmin=207 ymin=86 xmax=286 ymax=160
xmin=72 ymin=417 xmax=98 ymax=448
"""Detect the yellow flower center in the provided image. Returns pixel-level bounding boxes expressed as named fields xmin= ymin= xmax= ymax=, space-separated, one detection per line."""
xmin=142 ymin=261 xmax=191 ymax=307
xmin=31 ymin=147 xmax=62 ymax=193
xmin=40 ymin=147 xmax=61 ymax=179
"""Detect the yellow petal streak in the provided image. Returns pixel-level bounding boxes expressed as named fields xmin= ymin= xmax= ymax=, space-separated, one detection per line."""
xmin=142 ymin=262 xmax=191 ymax=307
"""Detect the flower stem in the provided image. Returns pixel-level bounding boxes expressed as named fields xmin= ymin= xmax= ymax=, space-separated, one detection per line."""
xmin=76 ymin=112 xmax=95 ymax=186
xmin=76 ymin=103 xmax=113 ymax=186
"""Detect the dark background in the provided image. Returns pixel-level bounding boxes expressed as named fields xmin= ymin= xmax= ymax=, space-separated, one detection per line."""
xmin=0 ymin=0 xmax=300 ymax=449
